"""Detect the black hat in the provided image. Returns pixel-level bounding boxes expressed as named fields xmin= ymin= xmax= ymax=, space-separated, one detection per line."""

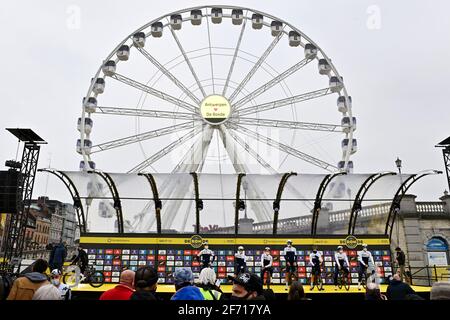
xmin=395 ymin=247 xmax=401 ymax=251
xmin=229 ymin=273 xmax=263 ymax=295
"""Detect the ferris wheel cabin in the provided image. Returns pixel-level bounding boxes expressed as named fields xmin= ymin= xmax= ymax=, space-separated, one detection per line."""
xmin=117 ymin=45 xmax=130 ymax=61
xmin=102 ymin=60 xmax=116 ymax=76
xmin=190 ymin=10 xmax=203 ymax=25
xmin=251 ymin=13 xmax=263 ymax=29
xmin=231 ymin=9 xmax=244 ymax=25
xmin=132 ymin=32 xmax=146 ymax=47
xmin=170 ymin=14 xmax=182 ymax=30
xmin=304 ymin=43 xmax=318 ymax=59
xmin=151 ymin=22 xmax=163 ymax=37
xmin=83 ymin=97 xmax=97 ymax=114
xmin=211 ymin=8 xmax=223 ymax=24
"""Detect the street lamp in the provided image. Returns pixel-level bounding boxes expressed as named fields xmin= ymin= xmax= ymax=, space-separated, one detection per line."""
xmin=394 ymin=157 xmax=403 ymax=247
xmin=395 ymin=157 xmax=402 ymax=173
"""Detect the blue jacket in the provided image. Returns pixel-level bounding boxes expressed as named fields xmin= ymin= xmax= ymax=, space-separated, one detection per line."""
xmin=50 ymin=244 xmax=67 ymax=265
xmin=171 ymin=285 xmax=205 ymax=300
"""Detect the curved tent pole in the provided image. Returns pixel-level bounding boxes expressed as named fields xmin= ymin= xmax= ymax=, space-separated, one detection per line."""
xmin=139 ymin=173 xmax=162 ymax=234
xmin=311 ymin=172 xmax=346 ymax=236
xmin=272 ymin=172 xmax=297 ymax=234
xmin=234 ymin=173 xmax=246 ymax=235
xmin=89 ymin=170 xmax=124 ymax=234
xmin=37 ymin=168 xmax=86 ymax=233
xmin=190 ymin=172 xmax=201 ymax=234
xmin=348 ymin=172 xmax=396 ymax=235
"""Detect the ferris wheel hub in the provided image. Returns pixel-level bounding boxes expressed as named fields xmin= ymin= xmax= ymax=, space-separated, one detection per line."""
xmin=200 ymin=94 xmax=231 ymax=125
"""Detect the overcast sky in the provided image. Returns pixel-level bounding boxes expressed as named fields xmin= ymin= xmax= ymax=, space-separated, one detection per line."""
xmin=0 ymin=0 xmax=449 ymax=204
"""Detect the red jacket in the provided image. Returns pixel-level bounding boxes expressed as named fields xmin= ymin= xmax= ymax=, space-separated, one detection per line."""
xmin=99 ymin=284 xmax=135 ymax=300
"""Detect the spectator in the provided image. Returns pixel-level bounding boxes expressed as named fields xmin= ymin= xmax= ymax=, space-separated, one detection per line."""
xmin=32 ymin=283 xmax=62 ymax=300
xmin=262 ymin=288 xmax=276 ymax=300
xmin=395 ymin=247 xmax=406 ymax=282
xmin=49 ymin=242 xmax=67 ymax=272
xmin=99 ymin=270 xmax=135 ymax=300
xmin=130 ymin=267 xmax=158 ymax=300
xmin=430 ymin=282 xmax=450 ymax=300
xmin=287 ymin=281 xmax=310 ymax=300
xmin=229 ymin=273 xmax=265 ymax=300
xmin=196 ymin=268 xmax=222 ymax=300
xmin=71 ymin=246 xmax=89 ymax=274
xmin=365 ymin=282 xmax=387 ymax=300
xmin=171 ymin=267 xmax=204 ymax=300
xmin=386 ymin=273 xmax=415 ymax=300
xmin=50 ymin=269 xmax=71 ymax=300
xmin=7 ymin=259 xmax=50 ymax=300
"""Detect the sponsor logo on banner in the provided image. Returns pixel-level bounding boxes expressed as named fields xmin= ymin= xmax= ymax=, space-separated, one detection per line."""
xmin=189 ymin=235 xmax=203 ymax=248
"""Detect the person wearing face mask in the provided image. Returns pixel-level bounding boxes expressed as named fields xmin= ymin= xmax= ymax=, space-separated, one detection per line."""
xmin=229 ymin=273 xmax=265 ymax=300
xmin=234 ymin=246 xmax=247 ymax=276
xmin=333 ymin=246 xmax=350 ymax=291
xmin=357 ymin=243 xmax=375 ymax=290
xmin=50 ymin=269 xmax=71 ymax=300
xmin=309 ymin=246 xmax=324 ymax=291
xmin=197 ymin=241 xmax=215 ymax=270
xmin=282 ymin=240 xmax=297 ymax=290
xmin=260 ymin=247 xmax=273 ymax=289
xmin=130 ymin=267 xmax=159 ymax=300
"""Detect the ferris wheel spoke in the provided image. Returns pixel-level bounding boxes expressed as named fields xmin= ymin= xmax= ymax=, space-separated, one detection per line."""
xmin=110 ymin=73 xmax=197 ymax=113
xmin=235 ymin=87 xmax=332 ymax=117
xmin=222 ymin=10 xmax=248 ymax=96
xmin=91 ymin=121 xmax=196 ymax=153
xmin=233 ymin=58 xmax=313 ymax=110
xmin=135 ymin=46 xmax=202 ymax=105
xmin=228 ymin=26 xmax=285 ymax=103
xmin=206 ymin=9 xmax=215 ymax=94
xmin=128 ymin=127 xmax=202 ymax=173
xmin=228 ymin=124 xmax=337 ymax=171
xmin=226 ymin=129 xmax=278 ymax=174
xmin=167 ymin=19 xmax=207 ymax=98
xmin=97 ymin=106 xmax=200 ymax=121
xmin=229 ymin=117 xmax=342 ymax=132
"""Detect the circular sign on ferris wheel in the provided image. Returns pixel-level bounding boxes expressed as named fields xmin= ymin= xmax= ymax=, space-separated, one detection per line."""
xmin=200 ymin=94 xmax=232 ymax=125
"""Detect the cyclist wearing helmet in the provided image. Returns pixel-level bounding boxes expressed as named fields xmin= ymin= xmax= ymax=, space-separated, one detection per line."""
xmin=260 ymin=247 xmax=273 ymax=288
xmin=234 ymin=246 xmax=247 ymax=275
xmin=197 ymin=241 xmax=215 ymax=270
xmin=282 ymin=240 xmax=297 ymax=290
xmin=50 ymin=269 xmax=71 ymax=300
xmin=357 ymin=243 xmax=374 ymax=290
xmin=309 ymin=246 xmax=323 ymax=290
xmin=334 ymin=245 xmax=350 ymax=290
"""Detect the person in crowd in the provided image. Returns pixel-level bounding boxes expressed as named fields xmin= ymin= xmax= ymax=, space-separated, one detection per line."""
xmin=309 ymin=246 xmax=323 ymax=290
xmin=262 ymin=288 xmax=276 ymax=300
xmin=260 ymin=247 xmax=273 ymax=289
xmin=197 ymin=241 xmax=215 ymax=271
xmin=234 ymin=246 xmax=247 ymax=276
xmin=130 ymin=266 xmax=159 ymax=300
xmin=334 ymin=245 xmax=350 ymax=291
xmin=7 ymin=259 xmax=50 ymax=300
xmin=282 ymin=240 xmax=297 ymax=290
xmin=357 ymin=244 xmax=375 ymax=290
xmin=32 ymin=283 xmax=62 ymax=300
xmin=99 ymin=269 xmax=135 ymax=300
xmin=196 ymin=267 xmax=222 ymax=300
xmin=49 ymin=242 xmax=67 ymax=272
xmin=287 ymin=281 xmax=311 ymax=300
xmin=386 ymin=273 xmax=415 ymax=300
xmin=50 ymin=269 xmax=71 ymax=300
xmin=229 ymin=273 xmax=265 ymax=300
xmin=395 ymin=247 xmax=406 ymax=282
xmin=71 ymin=245 xmax=89 ymax=274
xmin=365 ymin=282 xmax=387 ymax=300
xmin=430 ymin=281 xmax=450 ymax=300
xmin=171 ymin=267 xmax=204 ymax=300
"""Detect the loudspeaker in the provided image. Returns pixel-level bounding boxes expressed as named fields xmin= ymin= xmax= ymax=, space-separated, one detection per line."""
xmin=0 ymin=170 xmax=20 ymax=214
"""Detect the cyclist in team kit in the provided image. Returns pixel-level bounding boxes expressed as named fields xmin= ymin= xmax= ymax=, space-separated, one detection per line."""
xmin=357 ymin=243 xmax=375 ymax=290
xmin=197 ymin=241 xmax=215 ymax=270
xmin=334 ymin=245 xmax=350 ymax=290
xmin=234 ymin=246 xmax=247 ymax=275
xmin=260 ymin=247 xmax=273 ymax=289
xmin=282 ymin=240 xmax=297 ymax=290
xmin=309 ymin=246 xmax=324 ymax=290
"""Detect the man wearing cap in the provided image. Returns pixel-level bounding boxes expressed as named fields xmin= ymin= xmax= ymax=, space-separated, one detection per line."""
xmin=260 ymin=247 xmax=273 ymax=289
xmin=171 ymin=267 xmax=204 ymax=300
xmin=229 ymin=273 xmax=265 ymax=300
xmin=234 ymin=246 xmax=247 ymax=276
xmin=50 ymin=269 xmax=71 ymax=300
xmin=99 ymin=269 xmax=135 ymax=300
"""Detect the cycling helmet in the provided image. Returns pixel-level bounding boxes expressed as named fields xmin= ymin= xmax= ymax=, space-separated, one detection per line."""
xmin=264 ymin=247 xmax=270 ymax=251
xmin=287 ymin=240 xmax=292 ymax=244
xmin=337 ymin=246 xmax=343 ymax=250
xmin=238 ymin=246 xmax=244 ymax=250
xmin=362 ymin=243 xmax=368 ymax=248
xmin=51 ymin=269 xmax=61 ymax=276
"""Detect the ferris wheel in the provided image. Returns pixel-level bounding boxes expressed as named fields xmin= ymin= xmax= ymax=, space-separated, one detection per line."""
xmin=76 ymin=6 xmax=357 ymax=232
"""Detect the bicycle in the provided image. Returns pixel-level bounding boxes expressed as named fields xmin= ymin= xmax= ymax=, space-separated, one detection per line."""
xmin=63 ymin=264 xmax=104 ymax=288
xmin=337 ymin=268 xmax=350 ymax=291
xmin=310 ymin=268 xmax=324 ymax=291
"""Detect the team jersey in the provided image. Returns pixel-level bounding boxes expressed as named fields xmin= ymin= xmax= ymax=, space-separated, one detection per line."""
xmin=56 ymin=283 xmax=71 ymax=300
xmin=358 ymin=250 xmax=374 ymax=266
xmin=198 ymin=248 xmax=215 ymax=264
xmin=334 ymin=251 xmax=349 ymax=268
xmin=261 ymin=253 xmax=273 ymax=268
xmin=235 ymin=252 xmax=247 ymax=264
xmin=309 ymin=251 xmax=322 ymax=267
xmin=282 ymin=246 xmax=297 ymax=262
